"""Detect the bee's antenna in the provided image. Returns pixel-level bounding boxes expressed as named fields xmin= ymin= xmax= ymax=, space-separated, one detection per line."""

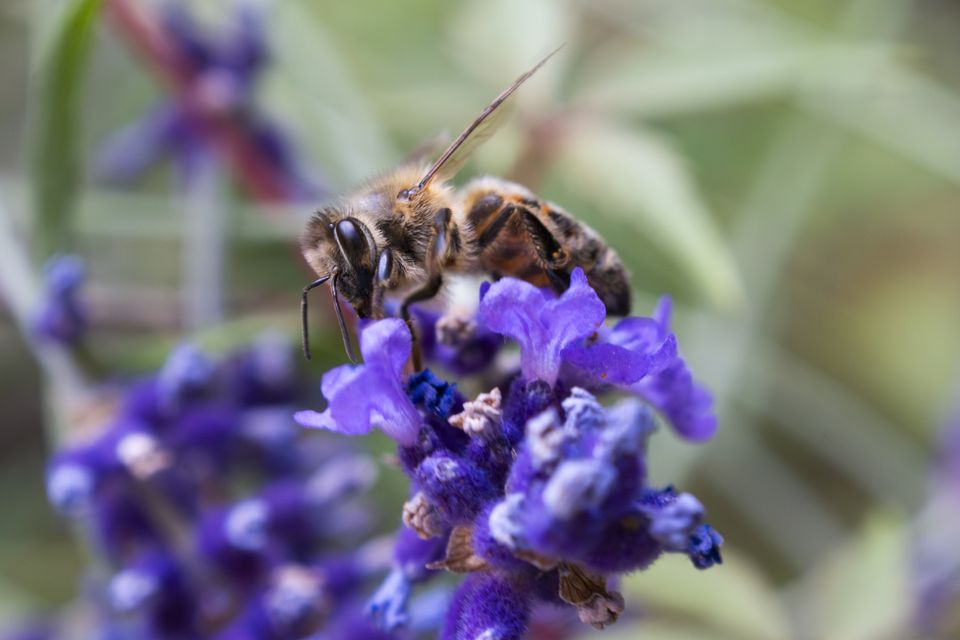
xmin=407 ymin=44 xmax=565 ymax=195
xmin=301 ymin=275 xmax=332 ymax=361
xmin=330 ymin=272 xmax=360 ymax=364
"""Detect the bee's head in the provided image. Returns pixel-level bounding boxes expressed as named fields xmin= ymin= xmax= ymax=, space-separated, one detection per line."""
xmin=301 ymin=210 xmax=379 ymax=318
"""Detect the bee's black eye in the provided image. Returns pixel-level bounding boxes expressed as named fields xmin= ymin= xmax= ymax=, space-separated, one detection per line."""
xmin=334 ymin=219 xmax=372 ymax=269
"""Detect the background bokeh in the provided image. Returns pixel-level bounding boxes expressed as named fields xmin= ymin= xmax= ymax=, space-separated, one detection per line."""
xmin=2 ymin=0 xmax=959 ymax=638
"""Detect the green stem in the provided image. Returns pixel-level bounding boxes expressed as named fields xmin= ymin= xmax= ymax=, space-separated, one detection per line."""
xmin=0 ymin=192 xmax=92 ymax=444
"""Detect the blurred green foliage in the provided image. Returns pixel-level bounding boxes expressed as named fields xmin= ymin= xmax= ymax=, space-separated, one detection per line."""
xmin=28 ymin=0 xmax=101 ymax=261
xmin=2 ymin=0 xmax=960 ymax=637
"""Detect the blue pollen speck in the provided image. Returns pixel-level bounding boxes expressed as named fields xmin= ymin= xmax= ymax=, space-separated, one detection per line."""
xmin=407 ymin=369 xmax=457 ymax=418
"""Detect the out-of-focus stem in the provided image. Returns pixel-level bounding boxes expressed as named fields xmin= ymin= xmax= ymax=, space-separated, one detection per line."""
xmin=103 ymin=0 xmax=292 ymax=204
xmin=0 ymin=193 xmax=92 ymax=443
xmin=182 ymin=152 xmax=229 ymax=330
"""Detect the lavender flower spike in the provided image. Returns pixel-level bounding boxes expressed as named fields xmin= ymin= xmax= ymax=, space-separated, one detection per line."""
xmin=477 ymin=268 xmax=606 ymax=385
xmin=290 ymin=274 xmax=723 ymax=638
xmin=295 ymin=318 xmax=422 ymax=446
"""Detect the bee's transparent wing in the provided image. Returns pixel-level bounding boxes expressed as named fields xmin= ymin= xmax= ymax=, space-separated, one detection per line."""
xmin=409 ymin=46 xmax=562 ymax=194
xmin=417 ymin=98 xmax=515 ymax=185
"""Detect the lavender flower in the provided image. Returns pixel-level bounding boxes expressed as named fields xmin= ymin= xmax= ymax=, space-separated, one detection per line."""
xmin=42 ymin=331 xmax=414 ymax=639
xmin=32 ymin=255 xmax=87 ymax=345
xmin=299 ymin=272 xmax=723 ymax=640
xmin=96 ymin=1 xmax=321 ymax=200
xmin=294 ymin=318 xmax=422 ymax=446
xmin=410 ymin=306 xmax=503 ymax=376
xmin=558 ymin=285 xmax=715 ymax=441
xmin=476 ymin=268 xmax=605 ymax=386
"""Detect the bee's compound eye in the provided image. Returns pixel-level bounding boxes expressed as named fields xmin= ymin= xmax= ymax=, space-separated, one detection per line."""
xmin=377 ymin=249 xmax=394 ymax=283
xmin=334 ymin=219 xmax=368 ymax=264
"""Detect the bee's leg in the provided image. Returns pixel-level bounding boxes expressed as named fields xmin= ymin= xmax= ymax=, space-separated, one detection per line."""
xmin=474 ymin=200 xmax=570 ymax=294
xmin=516 ymin=207 xmax=570 ymax=294
xmin=401 ymin=274 xmax=443 ymax=371
xmin=401 ymin=208 xmax=456 ymax=371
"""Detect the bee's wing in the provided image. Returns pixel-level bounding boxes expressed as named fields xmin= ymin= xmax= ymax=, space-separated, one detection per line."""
xmin=411 ymin=46 xmax=562 ymax=193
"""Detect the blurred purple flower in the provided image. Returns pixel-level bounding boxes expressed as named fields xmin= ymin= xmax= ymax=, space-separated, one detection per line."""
xmin=96 ymin=1 xmax=322 ymax=200
xmin=368 ymin=527 xmax=448 ymax=632
xmin=43 ymin=334 xmax=403 ymax=639
xmin=32 ymin=255 xmax=87 ymax=345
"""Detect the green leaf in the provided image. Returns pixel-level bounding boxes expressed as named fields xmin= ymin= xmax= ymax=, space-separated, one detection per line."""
xmin=799 ymin=512 xmax=911 ymax=640
xmin=0 ymin=576 xmax=36 ymax=627
xmin=597 ymin=620 xmax=741 ymax=640
xmin=800 ymin=64 xmax=960 ymax=187
xmin=554 ymin=121 xmax=743 ymax=310
xmin=623 ymin=547 xmax=790 ymax=640
xmin=28 ymin=0 xmax=102 ymax=261
xmin=575 ymin=43 xmax=888 ymax=118
xmin=741 ymin=342 xmax=926 ymax=507
xmin=264 ymin=0 xmax=394 ymax=188
xmin=449 ymin=0 xmax=573 ymax=102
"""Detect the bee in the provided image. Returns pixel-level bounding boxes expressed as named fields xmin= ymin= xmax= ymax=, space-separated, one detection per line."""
xmin=300 ymin=48 xmax=630 ymax=368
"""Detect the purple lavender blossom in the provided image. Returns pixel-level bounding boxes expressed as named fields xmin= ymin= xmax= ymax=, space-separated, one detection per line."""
xmin=615 ymin=299 xmax=716 ymax=440
xmin=44 ymin=334 xmax=404 ymax=639
xmin=294 ymin=318 xmax=422 ymax=446
xmin=559 ymin=296 xmax=677 ymax=386
xmin=477 ymin=269 xmax=716 ymax=440
xmin=476 ymin=268 xmax=606 ymax=386
xmin=410 ymin=306 xmax=503 ymax=376
xmin=441 ymin=572 xmax=533 ymax=640
xmin=32 ymin=255 xmax=87 ymax=345
xmin=301 ymin=271 xmax=723 ymax=639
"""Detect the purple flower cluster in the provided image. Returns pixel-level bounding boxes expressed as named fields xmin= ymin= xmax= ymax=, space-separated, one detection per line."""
xmin=297 ymin=269 xmax=723 ymax=640
xmin=96 ymin=1 xmax=321 ymax=199
xmin=43 ymin=332 xmax=404 ymax=640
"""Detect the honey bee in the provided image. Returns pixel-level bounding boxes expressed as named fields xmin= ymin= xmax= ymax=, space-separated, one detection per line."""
xmin=300 ymin=48 xmax=630 ymax=368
